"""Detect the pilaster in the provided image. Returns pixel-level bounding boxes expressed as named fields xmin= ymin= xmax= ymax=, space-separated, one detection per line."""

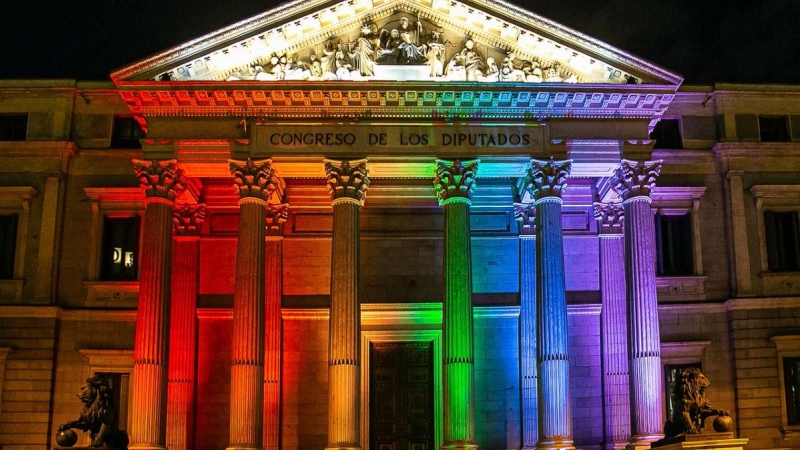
xmin=525 ymin=158 xmax=574 ymax=450
xmin=725 ymin=171 xmax=752 ymax=295
xmin=434 ymin=159 xmax=479 ymax=450
xmin=325 ymin=159 xmax=369 ymax=450
xmin=611 ymin=159 xmax=665 ymax=448
xmin=130 ymin=159 xmax=186 ymax=450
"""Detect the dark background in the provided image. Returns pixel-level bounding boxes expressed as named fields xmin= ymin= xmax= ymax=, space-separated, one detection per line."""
xmin=2 ymin=0 xmax=798 ymax=84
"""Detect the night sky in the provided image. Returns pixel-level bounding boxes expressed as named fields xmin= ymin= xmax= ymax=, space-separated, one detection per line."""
xmin=2 ymin=0 xmax=799 ymax=84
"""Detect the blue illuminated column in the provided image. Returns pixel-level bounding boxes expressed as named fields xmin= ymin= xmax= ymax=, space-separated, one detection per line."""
xmin=593 ymin=202 xmax=630 ymax=450
xmin=130 ymin=159 xmax=185 ymax=450
xmin=228 ymin=158 xmax=285 ymax=450
xmin=434 ymin=159 xmax=479 ymax=450
xmin=325 ymin=159 xmax=369 ymax=450
xmin=514 ymin=201 xmax=538 ymax=449
xmin=611 ymin=160 xmax=664 ymax=448
xmin=526 ymin=158 xmax=574 ymax=450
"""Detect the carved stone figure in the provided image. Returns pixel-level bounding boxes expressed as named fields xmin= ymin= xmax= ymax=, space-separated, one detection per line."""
xmin=446 ymin=39 xmax=484 ymax=81
xmin=664 ymin=367 xmax=730 ymax=438
xmin=57 ymin=377 xmax=128 ymax=448
xmin=351 ymin=25 xmax=378 ymax=76
xmin=426 ymin=30 xmax=446 ymax=77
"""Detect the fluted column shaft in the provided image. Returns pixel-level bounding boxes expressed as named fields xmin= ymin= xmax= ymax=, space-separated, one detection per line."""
xmin=130 ymin=159 xmax=185 ymax=450
xmin=434 ymin=159 xmax=478 ymax=450
xmin=264 ymin=204 xmax=287 ymax=450
xmin=516 ymin=204 xmax=538 ymax=449
xmin=325 ymin=159 xmax=368 ymax=450
xmin=167 ymin=204 xmax=204 ymax=450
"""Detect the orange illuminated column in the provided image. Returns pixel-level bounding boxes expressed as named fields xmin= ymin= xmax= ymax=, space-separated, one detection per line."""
xmin=611 ymin=160 xmax=664 ymax=448
xmin=514 ymin=202 xmax=538 ymax=449
xmin=324 ymin=158 xmax=369 ymax=450
xmin=228 ymin=158 xmax=285 ymax=450
xmin=130 ymin=159 xmax=186 ymax=450
xmin=434 ymin=159 xmax=479 ymax=450
xmin=167 ymin=204 xmax=205 ymax=450
xmin=264 ymin=203 xmax=288 ymax=450
xmin=526 ymin=158 xmax=574 ymax=450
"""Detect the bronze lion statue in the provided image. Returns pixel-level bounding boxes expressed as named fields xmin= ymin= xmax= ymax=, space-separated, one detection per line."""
xmin=57 ymin=376 xmax=128 ymax=448
xmin=664 ymin=367 xmax=729 ymax=437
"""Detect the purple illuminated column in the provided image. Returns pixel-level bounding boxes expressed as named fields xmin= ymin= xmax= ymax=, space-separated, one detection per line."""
xmin=611 ymin=160 xmax=664 ymax=447
xmin=264 ymin=203 xmax=288 ymax=450
xmin=228 ymin=158 xmax=285 ymax=450
xmin=525 ymin=158 xmax=573 ymax=450
xmin=167 ymin=204 xmax=205 ymax=450
xmin=593 ymin=202 xmax=630 ymax=450
xmin=434 ymin=159 xmax=479 ymax=450
xmin=514 ymin=202 xmax=538 ymax=449
xmin=325 ymin=159 xmax=369 ymax=450
xmin=130 ymin=159 xmax=186 ymax=450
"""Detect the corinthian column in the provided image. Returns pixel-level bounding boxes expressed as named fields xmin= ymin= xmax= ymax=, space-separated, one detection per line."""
xmin=167 ymin=204 xmax=205 ymax=450
xmin=514 ymin=202 xmax=538 ymax=450
xmin=611 ymin=160 xmax=664 ymax=448
xmin=434 ymin=159 xmax=479 ymax=450
xmin=525 ymin=157 xmax=573 ymax=450
xmin=130 ymin=159 xmax=186 ymax=450
xmin=325 ymin=159 xmax=369 ymax=450
xmin=264 ymin=203 xmax=288 ymax=450
xmin=229 ymin=158 xmax=285 ymax=450
xmin=593 ymin=203 xmax=630 ymax=450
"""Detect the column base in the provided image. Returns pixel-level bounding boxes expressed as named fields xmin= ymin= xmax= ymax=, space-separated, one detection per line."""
xmin=325 ymin=446 xmax=361 ymax=450
xmin=129 ymin=445 xmax=168 ymax=450
xmin=536 ymin=438 xmax=575 ymax=450
xmin=227 ymin=446 xmax=264 ymax=450
xmin=440 ymin=443 xmax=478 ymax=449
xmin=626 ymin=434 xmax=664 ymax=450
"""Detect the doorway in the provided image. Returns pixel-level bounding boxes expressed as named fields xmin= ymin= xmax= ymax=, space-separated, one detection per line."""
xmin=369 ymin=341 xmax=434 ymax=450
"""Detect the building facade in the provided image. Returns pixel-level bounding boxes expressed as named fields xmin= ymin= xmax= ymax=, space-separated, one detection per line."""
xmin=1 ymin=1 xmax=800 ymax=450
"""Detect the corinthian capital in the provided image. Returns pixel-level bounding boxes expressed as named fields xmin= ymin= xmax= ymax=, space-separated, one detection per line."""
xmin=132 ymin=159 xmax=186 ymax=202
xmin=524 ymin=158 xmax=571 ymax=201
xmin=324 ymin=159 xmax=369 ymax=205
xmin=611 ymin=159 xmax=662 ymax=200
xmin=266 ymin=203 xmax=289 ymax=235
xmin=514 ymin=202 xmax=536 ymax=236
xmin=433 ymin=159 xmax=479 ymax=205
xmin=593 ymin=202 xmax=624 ymax=235
xmin=173 ymin=204 xmax=206 ymax=236
xmin=229 ymin=158 xmax=286 ymax=203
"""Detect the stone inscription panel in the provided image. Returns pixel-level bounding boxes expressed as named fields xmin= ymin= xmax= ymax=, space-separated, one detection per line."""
xmin=252 ymin=123 xmax=546 ymax=156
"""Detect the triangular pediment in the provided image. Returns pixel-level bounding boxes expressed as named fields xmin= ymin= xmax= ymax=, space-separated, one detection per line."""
xmin=112 ymin=0 xmax=681 ymax=85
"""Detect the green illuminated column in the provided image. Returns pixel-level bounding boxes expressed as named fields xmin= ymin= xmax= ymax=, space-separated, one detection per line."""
xmin=514 ymin=202 xmax=538 ymax=449
xmin=611 ymin=160 xmax=664 ymax=449
xmin=130 ymin=159 xmax=186 ymax=450
xmin=525 ymin=158 xmax=574 ymax=450
xmin=325 ymin=159 xmax=369 ymax=450
xmin=228 ymin=158 xmax=285 ymax=450
xmin=434 ymin=159 xmax=479 ymax=450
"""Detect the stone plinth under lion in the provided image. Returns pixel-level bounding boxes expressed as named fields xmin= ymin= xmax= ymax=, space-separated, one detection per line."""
xmin=55 ymin=376 xmax=129 ymax=449
xmin=653 ymin=368 xmax=748 ymax=450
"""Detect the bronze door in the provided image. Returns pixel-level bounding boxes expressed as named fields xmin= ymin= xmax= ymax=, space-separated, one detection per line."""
xmin=369 ymin=341 xmax=434 ymax=450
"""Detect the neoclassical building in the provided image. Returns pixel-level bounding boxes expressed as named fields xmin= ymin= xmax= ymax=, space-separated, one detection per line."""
xmin=0 ymin=1 xmax=799 ymax=450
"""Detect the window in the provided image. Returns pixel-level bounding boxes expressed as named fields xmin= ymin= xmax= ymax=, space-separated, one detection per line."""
xmin=111 ymin=117 xmax=145 ymax=149
xmin=95 ymin=372 xmax=129 ymax=431
xmin=764 ymin=211 xmax=800 ymax=272
xmin=655 ymin=212 xmax=694 ymax=276
xmin=784 ymin=357 xmax=800 ymax=426
xmin=759 ymin=116 xmax=790 ymax=142
xmin=0 ymin=114 xmax=28 ymax=141
xmin=0 ymin=215 xmax=18 ymax=279
xmin=665 ymin=362 xmax=702 ymax=422
xmin=100 ymin=217 xmax=140 ymax=281
xmin=650 ymin=119 xmax=683 ymax=149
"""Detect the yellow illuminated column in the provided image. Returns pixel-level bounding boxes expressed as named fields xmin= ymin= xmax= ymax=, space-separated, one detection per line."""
xmin=611 ymin=160 xmax=664 ymax=448
xmin=434 ymin=159 xmax=479 ymax=450
xmin=515 ymin=202 xmax=538 ymax=449
xmin=228 ymin=158 xmax=285 ymax=450
xmin=130 ymin=159 xmax=186 ymax=450
xmin=525 ymin=158 xmax=574 ymax=450
xmin=325 ymin=159 xmax=369 ymax=450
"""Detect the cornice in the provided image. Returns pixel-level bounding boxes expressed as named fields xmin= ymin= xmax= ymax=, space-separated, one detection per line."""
xmin=727 ymin=297 xmax=800 ymax=311
xmin=713 ymin=142 xmax=800 ymax=160
xmin=749 ymin=185 xmax=800 ymax=199
xmin=0 ymin=141 xmax=77 ymax=159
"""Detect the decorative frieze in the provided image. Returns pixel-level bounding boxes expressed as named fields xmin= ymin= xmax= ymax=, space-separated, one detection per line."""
xmin=593 ymin=202 xmax=624 ymax=235
xmin=525 ymin=157 xmax=571 ymax=201
xmin=229 ymin=158 xmax=285 ymax=202
xmin=172 ymin=204 xmax=206 ymax=236
xmin=133 ymin=159 xmax=186 ymax=202
xmin=611 ymin=159 xmax=662 ymax=201
xmin=433 ymin=159 xmax=479 ymax=204
xmin=324 ymin=158 xmax=370 ymax=204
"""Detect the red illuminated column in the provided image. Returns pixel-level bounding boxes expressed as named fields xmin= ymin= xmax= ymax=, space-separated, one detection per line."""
xmin=434 ymin=159 xmax=479 ymax=450
xmin=130 ymin=159 xmax=186 ymax=450
xmin=264 ymin=203 xmax=288 ymax=450
xmin=166 ymin=204 xmax=205 ymax=450
xmin=228 ymin=158 xmax=285 ymax=450
xmin=325 ymin=159 xmax=369 ymax=450
xmin=526 ymin=158 xmax=574 ymax=450
xmin=611 ymin=160 xmax=664 ymax=448
xmin=593 ymin=202 xmax=631 ymax=450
